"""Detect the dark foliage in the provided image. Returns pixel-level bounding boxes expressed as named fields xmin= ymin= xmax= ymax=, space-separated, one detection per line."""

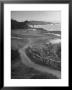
xmin=25 ymin=43 xmax=61 ymax=71
xmin=56 ymin=44 xmax=61 ymax=59
xmin=11 ymin=19 xmax=31 ymax=29
xmin=11 ymin=49 xmax=20 ymax=62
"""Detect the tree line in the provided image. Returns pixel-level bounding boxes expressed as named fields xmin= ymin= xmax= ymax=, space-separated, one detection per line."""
xmin=11 ymin=19 xmax=31 ymax=29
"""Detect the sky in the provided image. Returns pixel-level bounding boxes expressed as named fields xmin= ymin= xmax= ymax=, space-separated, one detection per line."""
xmin=11 ymin=11 xmax=61 ymax=23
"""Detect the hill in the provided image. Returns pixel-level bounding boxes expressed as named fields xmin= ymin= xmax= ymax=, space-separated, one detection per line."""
xmin=11 ymin=19 xmax=31 ymax=29
xmin=11 ymin=19 xmax=57 ymax=29
xmin=11 ymin=19 xmax=61 ymax=34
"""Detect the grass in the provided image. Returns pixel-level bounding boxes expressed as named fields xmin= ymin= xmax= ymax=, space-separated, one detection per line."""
xmin=25 ymin=43 xmax=61 ymax=71
xmin=11 ymin=29 xmax=61 ymax=79
xmin=11 ymin=38 xmax=29 ymax=50
xmin=11 ymin=49 xmax=57 ymax=79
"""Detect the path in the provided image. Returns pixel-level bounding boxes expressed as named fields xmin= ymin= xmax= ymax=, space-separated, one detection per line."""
xmin=18 ymin=38 xmax=61 ymax=79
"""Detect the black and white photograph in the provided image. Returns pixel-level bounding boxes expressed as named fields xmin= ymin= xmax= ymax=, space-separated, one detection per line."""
xmin=11 ymin=11 xmax=61 ymax=79
xmin=4 ymin=4 xmax=69 ymax=86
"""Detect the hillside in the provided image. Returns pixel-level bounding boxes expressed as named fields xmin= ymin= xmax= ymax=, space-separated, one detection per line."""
xmin=11 ymin=19 xmax=31 ymax=29
xmin=11 ymin=19 xmax=61 ymax=35
xmin=26 ymin=21 xmax=53 ymax=25
xmin=11 ymin=19 xmax=59 ymax=29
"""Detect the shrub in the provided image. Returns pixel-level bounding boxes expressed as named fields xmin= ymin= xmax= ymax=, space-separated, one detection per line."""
xmin=11 ymin=49 xmax=20 ymax=62
xmin=25 ymin=43 xmax=61 ymax=71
